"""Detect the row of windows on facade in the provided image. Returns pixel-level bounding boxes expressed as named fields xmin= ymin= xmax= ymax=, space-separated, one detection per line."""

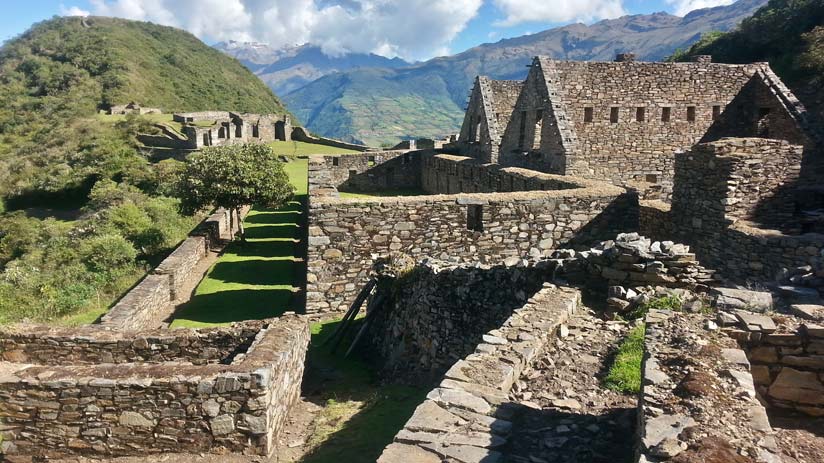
xmin=583 ymin=105 xmax=722 ymax=123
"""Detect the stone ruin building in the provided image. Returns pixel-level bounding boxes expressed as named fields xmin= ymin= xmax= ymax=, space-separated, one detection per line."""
xmin=108 ymin=102 xmax=162 ymax=115
xmin=173 ymin=111 xmax=293 ymax=149
xmin=3 ymin=54 xmax=824 ymax=462
xmin=136 ymin=110 xmax=369 ymax=155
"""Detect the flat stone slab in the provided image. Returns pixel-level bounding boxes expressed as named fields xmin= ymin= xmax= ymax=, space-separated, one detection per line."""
xmin=426 ymin=388 xmax=491 ymax=415
xmin=735 ymin=311 xmax=777 ymax=333
xmin=791 ymin=304 xmax=824 ymax=322
xmin=714 ymin=288 xmax=773 ymax=312
xmin=378 ymin=443 xmax=441 ymax=463
xmin=405 ymin=400 xmax=466 ymax=433
xmin=421 ymin=442 xmax=502 ymax=463
xmin=642 ymin=414 xmax=696 ymax=449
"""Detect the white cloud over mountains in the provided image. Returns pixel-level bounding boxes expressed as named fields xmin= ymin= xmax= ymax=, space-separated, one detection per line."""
xmin=492 ymin=0 xmax=626 ymax=26
xmin=665 ymin=0 xmax=735 ymax=16
xmin=66 ymin=0 xmax=482 ymax=61
xmin=64 ymin=0 xmax=738 ymax=59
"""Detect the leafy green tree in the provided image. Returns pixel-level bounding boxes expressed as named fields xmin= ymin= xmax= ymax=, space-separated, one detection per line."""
xmin=177 ymin=144 xmax=294 ymax=242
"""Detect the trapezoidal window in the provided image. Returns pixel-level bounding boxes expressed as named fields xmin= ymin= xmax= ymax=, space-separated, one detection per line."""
xmin=252 ymin=124 xmax=260 ymax=138
xmin=661 ymin=107 xmax=671 ymax=122
xmin=518 ymin=111 xmax=527 ymax=149
xmin=235 ymin=123 xmax=242 ymax=138
xmin=712 ymin=105 xmax=722 ymax=121
xmin=332 ymin=157 xmax=340 ymax=167
xmin=532 ymin=109 xmax=543 ymax=149
xmin=687 ymin=106 xmax=696 ymax=122
xmin=467 ymin=205 xmax=484 ymax=232
xmin=636 ymin=107 xmax=645 ymax=122
xmin=610 ymin=107 xmax=619 ymax=123
xmin=757 ymin=107 xmax=771 ymax=137
xmin=584 ymin=107 xmax=594 ymax=123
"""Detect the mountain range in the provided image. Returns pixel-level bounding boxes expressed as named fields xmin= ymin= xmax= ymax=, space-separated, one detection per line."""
xmin=217 ymin=0 xmax=768 ymax=146
xmin=215 ymin=41 xmax=410 ymax=96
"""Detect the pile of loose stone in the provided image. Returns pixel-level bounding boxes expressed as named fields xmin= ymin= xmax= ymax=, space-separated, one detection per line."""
xmin=502 ymin=309 xmax=639 ymax=463
xmin=639 ymin=309 xmax=778 ymax=463
xmin=553 ymin=233 xmax=717 ymax=292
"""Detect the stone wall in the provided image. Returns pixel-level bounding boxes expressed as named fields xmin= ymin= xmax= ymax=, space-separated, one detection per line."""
xmin=0 ymin=322 xmax=263 ymax=366
xmin=306 ymin=173 xmax=634 ymax=314
xmin=725 ymin=314 xmax=824 ymax=417
xmin=173 ymin=111 xmax=231 ymax=123
xmin=291 ymin=126 xmax=370 ymax=152
xmin=0 ymin=316 xmax=310 ymax=459
xmin=308 ymin=150 xmax=421 ymax=196
xmin=101 ymin=208 xmax=246 ymax=331
xmin=377 ymin=283 xmax=581 ymax=462
xmin=639 ymin=200 xmax=672 ymax=243
xmin=99 ymin=274 xmax=171 ymax=331
xmin=666 ymin=138 xmax=818 ymax=282
xmin=421 ymin=154 xmax=581 ymax=194
xmin=155 ymin=236 xmax=207 ymax=300
xmin=368 ymin=260 xmax=551 ymax=375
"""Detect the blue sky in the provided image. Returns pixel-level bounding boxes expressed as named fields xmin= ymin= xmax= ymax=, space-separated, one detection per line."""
xmin=1 ymin=0 xmax=734 ymax=60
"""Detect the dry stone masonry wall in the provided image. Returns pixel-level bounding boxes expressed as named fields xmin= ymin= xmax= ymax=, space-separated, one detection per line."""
xmin=308 ymin=150 xmax=420 ymax=197
xmin=306 ymin=162 xmax=634 ymax=314
xmin=721 ymin=311 xmax=824 ymax=417
xmin=0 ymin=316 xmax=310 ymax=459
xmin=377 ymin=283 xmax=581 ymax=463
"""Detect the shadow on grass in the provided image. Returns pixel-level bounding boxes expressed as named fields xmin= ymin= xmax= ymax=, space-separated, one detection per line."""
xmin=244 ymin=209 xmax=302 ymax=224
xmin=207 ymin=259 xmax=295 ymax=286
xmin=230 ymin=240 xmax=298 ymax=259
xmin=299 ymin=320 xmax=429 ymax=463
xmin=243 ymin=224 xmax=298 ymax=240
xmin=173 ymin=288 xmax=294 ymax=325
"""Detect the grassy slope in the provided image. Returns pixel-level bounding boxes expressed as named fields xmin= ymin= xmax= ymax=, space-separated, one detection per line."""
xmin=284 ymin=68 xmax=464 ymax=147
xmin=170 ymin=159 xmax=307 ymax=328
xmin=673 ymin=0 xmax=824 ymax=127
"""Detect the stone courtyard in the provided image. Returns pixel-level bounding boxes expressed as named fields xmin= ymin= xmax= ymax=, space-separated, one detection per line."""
xmin=3 ymin=53 xmax=824 ymax=462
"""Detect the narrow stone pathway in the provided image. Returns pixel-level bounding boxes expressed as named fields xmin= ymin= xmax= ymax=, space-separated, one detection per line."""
xmin=502 ymin=309 xmax=639 ymax=463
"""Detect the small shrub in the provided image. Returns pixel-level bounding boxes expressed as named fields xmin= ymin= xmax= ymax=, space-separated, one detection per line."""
xmin=79 ymin=233 xmax=137 ymax=274
xmin=604 ymin=323 xmax=646 ymax=394
xmin=624 ymin=294 xmax=682 ymax=320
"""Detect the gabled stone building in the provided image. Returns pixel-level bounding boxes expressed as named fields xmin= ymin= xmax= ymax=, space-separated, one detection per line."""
xmin=455 ymin=55 xmax=813 ymax=189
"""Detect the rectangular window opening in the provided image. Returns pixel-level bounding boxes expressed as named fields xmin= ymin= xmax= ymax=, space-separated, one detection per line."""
xmin=467 ymin=205 xmax=484 ymax=232
xmin=584 ymin=107 xmax=594 ymax=123
xmin=332 ymin=157 xmax=340 ymax=166
xmin=636 ymin=107 xmax=645 ymax=122
xmin=610 ymin=107 xmax=619 ymax=123
xmin=661 ymin=107 xmax=671 ymax=122
xmin=645 ymin=174 xmax=658 ymax=183
xmin=712 ymin=105 xmax=721 ymax=121
xmin=687 ymin=106 xmax=696 ymax=122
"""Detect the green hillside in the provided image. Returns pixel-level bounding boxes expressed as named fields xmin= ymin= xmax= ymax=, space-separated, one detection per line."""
xmin=285 ymin=68 xmax=464 ymax=147
xmin=672 ymin=0 xmax=824 ymax=128
xmin=0 ymin=16 xmax=289 ymax=324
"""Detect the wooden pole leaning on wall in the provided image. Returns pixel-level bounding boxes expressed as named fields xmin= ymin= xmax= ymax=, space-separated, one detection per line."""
xmin=325 ymin=278 xmax=377 ymax=351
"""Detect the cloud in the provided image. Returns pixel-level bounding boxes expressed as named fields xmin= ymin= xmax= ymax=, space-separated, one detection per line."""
xmin=665 ymin=0 xmax=734 ymax=16
xmin=492 ymin=0 xmax=626 ymax=26
xmin=67 ymin=0 xmax=482 ymax=61
xmin=60 ymin=4 xmax=91 ymax=16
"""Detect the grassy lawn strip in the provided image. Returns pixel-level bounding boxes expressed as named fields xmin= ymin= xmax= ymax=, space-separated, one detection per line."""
xmin=269 ymin=141 xmax=361 ymax=156
xmin=169 ymin=158 xmax=308 ymax=328
xmin=301 ymin=319 xmax=426 ymax=463
xmin=604 ymin=323 xmax=646 ymax=394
